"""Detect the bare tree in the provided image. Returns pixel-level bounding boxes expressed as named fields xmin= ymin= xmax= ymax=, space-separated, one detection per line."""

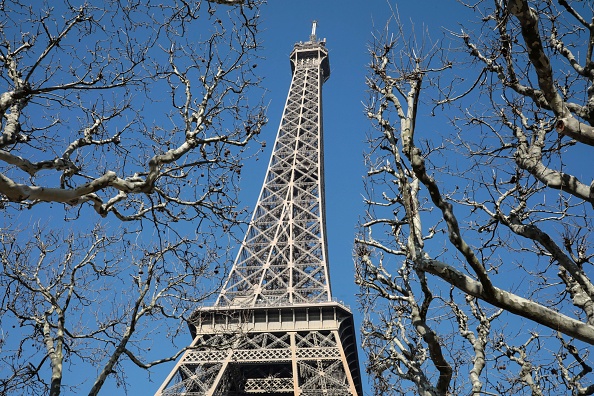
xmin=0 ymin=223 xmax=230 ymax=395
xmin=357 ymin=1 xmax=594 ymax=395
xmin=0 ymin=0 xmax=265 ymax=394
xmin=0 ymin=0 xmax=266 ymax=221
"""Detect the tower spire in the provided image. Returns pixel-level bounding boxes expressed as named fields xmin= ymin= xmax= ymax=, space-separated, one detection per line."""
xmin=155 ymin=27 xmax=362 ymax=396
xmin=310 ymin=20 xmax=317 ymax=42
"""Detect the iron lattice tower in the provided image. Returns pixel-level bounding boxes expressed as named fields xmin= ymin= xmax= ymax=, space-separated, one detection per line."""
xmin=156 ymin=23 xmax=363 ymax=396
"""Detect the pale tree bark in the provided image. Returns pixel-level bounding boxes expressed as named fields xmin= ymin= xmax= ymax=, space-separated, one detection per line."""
xmin=0 ymin=224 xmax=226 ymax=396
xmin=358 ymin=2 xmax=594 ymax=395
xmin=0 ymin=0 xmax=266 ymax=223
xmin=0 ymin=0 xmax=264 ymax=395
xmin=507 ymin=0 xmax=594 ymax=146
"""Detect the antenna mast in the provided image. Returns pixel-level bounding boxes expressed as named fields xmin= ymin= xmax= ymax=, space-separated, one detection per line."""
xmin=310 ymin=20 xmax=317 ymax=42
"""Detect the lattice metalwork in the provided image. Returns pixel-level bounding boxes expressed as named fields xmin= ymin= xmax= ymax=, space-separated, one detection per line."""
xmin=216 ymin=36 xmax=331 ymax=308
xmin=158 ymin=327 xmax=358 ymax=396
xmin=155 ymin=24 xmax=362 ymax=396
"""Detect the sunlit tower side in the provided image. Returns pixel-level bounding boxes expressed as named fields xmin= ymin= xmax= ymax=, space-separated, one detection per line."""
xmin=155 ymin=22 xmax=363 ymax=395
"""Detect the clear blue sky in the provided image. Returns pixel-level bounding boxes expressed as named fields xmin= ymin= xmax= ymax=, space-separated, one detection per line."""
xmin=7 ymin=0 xmax=594 ymax=394
xmin=0 ymin=1 xmax=479 ymax=394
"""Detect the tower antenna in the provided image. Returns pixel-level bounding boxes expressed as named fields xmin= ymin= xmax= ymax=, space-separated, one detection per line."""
xmin=310 ymin=20 xmax=317 ymax=42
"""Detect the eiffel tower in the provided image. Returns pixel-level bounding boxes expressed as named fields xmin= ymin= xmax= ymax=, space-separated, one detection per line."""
xmin=155 ymin=22 xmax=362 ymax=396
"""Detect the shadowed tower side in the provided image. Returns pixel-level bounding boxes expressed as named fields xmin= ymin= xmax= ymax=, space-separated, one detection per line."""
xmin=155 ymin=22 xmax=363 ymax=396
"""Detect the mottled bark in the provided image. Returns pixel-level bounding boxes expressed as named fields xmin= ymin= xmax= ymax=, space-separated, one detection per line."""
xmin=359 ymin=3 xmax=594 ymax=395
xmin=0 ymin=0 xmax=266 ymax=221
xmin=0 ymin=1 xmax=263 ymax=394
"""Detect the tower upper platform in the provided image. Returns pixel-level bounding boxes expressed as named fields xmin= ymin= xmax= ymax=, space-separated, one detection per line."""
xmin=290 ymin=21 xmax=330 ymax=81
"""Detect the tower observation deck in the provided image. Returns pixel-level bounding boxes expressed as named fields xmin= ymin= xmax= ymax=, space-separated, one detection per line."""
xmin=155 ymin=23 xmax=363 ymax=396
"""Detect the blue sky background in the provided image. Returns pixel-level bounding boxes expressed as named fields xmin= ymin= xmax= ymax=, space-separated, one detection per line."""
xmin=41 ymin=1 xmax=592 ymax=394
xmin=0 ymin=1 xmax=493 ymax=394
